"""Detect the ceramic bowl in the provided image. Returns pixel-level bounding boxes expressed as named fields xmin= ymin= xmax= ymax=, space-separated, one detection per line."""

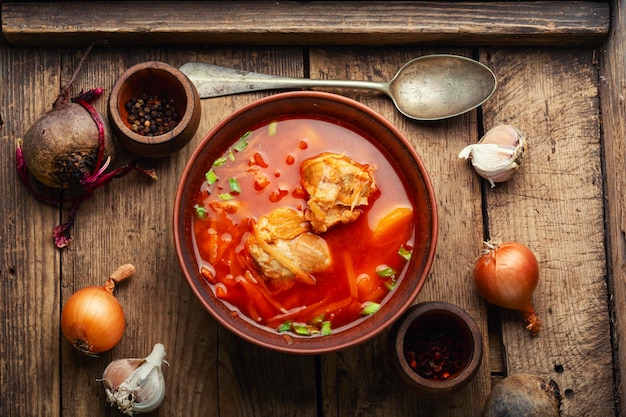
xmin=108 ymin=61 xmax=201 ymax=158
xmin=389 ymin=301 xmax=483 ymax=395
xmin=174 ymin=91 xmax=438 ymax=354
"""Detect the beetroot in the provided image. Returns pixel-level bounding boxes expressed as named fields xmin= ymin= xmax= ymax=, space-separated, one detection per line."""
xmin=483 ymin=373 xmax=561 ymax=417
xmin=21 ymin=99 xmax=114 ymax=189
xmin=16 ymin=43 xmax=156 ymax=248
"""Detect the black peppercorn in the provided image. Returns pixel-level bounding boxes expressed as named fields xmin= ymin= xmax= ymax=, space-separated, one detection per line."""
xmin=125 ymin=93 xmax=180 ymax=137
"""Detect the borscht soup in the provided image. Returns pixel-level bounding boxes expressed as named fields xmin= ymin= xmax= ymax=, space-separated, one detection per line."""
xmin=190 ymin=116 xmax=416 ymax=337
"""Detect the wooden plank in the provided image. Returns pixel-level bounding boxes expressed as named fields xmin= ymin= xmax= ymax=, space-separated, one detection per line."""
xmin=0 ymin=45 xmax=62 ymax=416
xmin=178 ymin=47 xmax=319 ymax=417
xmin=311 ymin=48 xmax=490 ymax=417
xmin=599 ymin=0 xmax=626 ymax=413
xmin=54 ymin=44 xmax=321 ymax=417
xmin=480 ymin=48 xmax=613 ymax=417
xmin=1 ymin=1 xmax=610 ymax=47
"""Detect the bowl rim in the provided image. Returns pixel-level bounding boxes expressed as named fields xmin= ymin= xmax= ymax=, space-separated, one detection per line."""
xmin=174 ymin=91 xmax=439 ymax=354
xmin=391 ymin=301 xmax=483 ymax=392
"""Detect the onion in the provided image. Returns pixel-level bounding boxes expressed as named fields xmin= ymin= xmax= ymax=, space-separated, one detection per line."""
xmin=61 ymin=264 xmax=135 ymax=355
xmin=473 ymin=240 xmax=540 ymax=335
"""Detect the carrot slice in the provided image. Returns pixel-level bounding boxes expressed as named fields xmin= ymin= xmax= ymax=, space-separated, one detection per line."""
xmin=372 ymin=207 xmax=413 ymax=245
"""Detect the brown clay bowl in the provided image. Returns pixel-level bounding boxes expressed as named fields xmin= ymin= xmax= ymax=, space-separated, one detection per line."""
xmin=174 ymin=91 xmax=438 ymax=354
xmin=389 ymin=302 xmax=483 ymax=395
xmin=108 ymin=61 xmax=201 ymax=158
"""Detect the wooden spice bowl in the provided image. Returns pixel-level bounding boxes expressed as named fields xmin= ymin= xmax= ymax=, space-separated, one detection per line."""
xmin=108 ymin=61 xmax=201 ymax=158
xmin=389 ymin=301 xmax=483 ymax=396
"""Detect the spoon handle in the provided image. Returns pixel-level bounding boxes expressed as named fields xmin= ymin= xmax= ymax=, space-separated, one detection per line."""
xmin=180 ymin=62 xmax=385 ymax=98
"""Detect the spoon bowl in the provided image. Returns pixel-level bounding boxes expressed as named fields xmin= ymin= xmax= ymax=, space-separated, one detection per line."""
xmin=179 ymin=54 xmax=496 ymax=121
xmin=387 ymin=55 xmax=497 ymax=120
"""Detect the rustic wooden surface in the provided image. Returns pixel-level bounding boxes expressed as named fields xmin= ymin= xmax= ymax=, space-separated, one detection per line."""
xmin=1 ymin=2 xmax=624 ymax=417
xmin=600 ymin=0 xmax=626 ymax=413
xmin=1 ymin=1 xmax=610 ymax=47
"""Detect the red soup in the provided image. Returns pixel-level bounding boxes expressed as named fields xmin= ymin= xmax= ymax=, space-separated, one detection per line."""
xmin=191 ymin=117 xmax=415 ymax=336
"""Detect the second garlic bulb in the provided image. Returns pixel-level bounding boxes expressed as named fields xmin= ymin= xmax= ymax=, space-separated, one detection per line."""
xmin=458 ymin=124 xmax=527 ymax=187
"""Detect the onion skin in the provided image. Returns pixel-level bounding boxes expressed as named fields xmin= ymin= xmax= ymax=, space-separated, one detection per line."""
xmin=61 ymin=264 xmax=134 ymax=355
xmin=61 ymin=286 xmax=125 ymax=354
xmin=483 ymin=373 xmax=561 ymax=417
xmin=474 ymin=241 xmax=540 ymax=335
xmin=21 ymin=101 xmax=114 ymax=189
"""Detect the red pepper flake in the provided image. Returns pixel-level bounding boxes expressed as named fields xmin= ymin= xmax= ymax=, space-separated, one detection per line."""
xmin=403 ymin=321 xmax=464 ymax=381
xmin=291 ymin=187 xmax=307 ymax=200
xmin=269 ymin=188 xmax=289 ymax=203
xmin=254 ymin=175 xmax=270 ymax=191
xmin=251 ymin=152 xmax=268 ymax=168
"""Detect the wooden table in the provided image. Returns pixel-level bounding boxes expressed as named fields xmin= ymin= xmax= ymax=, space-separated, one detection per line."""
xmin=1 ymin=2 xmax=625 ymax=416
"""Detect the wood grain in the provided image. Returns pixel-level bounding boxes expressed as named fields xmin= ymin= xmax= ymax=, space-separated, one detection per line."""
xmin=0 ymin=16 xmax=621 ymax=417
xmin=0 ymin=45 xmax=63 ymax=417
xmin=309 ymin=47 xmax=490 ymax=417
xmin=1 ymin=1 xmax=610 ymax=47
xmin=480 ymin=48 xmax=613 ymax=417
xmin=599 ymin=0 xmax=626 ymax=413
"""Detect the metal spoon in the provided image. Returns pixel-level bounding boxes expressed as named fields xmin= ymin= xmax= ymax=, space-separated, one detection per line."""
xmin=179 ymin=55 xmax=496 ymax=121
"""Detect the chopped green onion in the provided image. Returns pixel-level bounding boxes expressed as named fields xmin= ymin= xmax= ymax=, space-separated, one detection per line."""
xmin=386 ymin=280 xmax=398 ymax=291
xmin=398 ymin=247 xmax=412 ymax=261
xmin=361 ymin=301 xmax=381 ymax=316
xmin=213 ymin=157 xmax=227 ymax=167
xmin=376 ymin=265 xmax=396 ymax=278
xmin=228 ymin=150 xmax=235 ymax=161
xmin=218 ymin=193 xmax=233 ymax=201
xmin=268 ymin=121 xmax=278 ymax=136
xmin=234 ymin=132 xmax=250 ymax=152
xmin=193 ymin=204 xmax=207 ymax=218
xmin=205 ymin=170 xmax=218 ymax=185
xmin=321 ymin=321 xmax=332 ymax=336
xmin=277 ymin=321 xmax=292 ymax=332
xmin=228 ymin=177 xmax=241 ymax=193
xmin=293 ymin=323 xmax=310 ymax=336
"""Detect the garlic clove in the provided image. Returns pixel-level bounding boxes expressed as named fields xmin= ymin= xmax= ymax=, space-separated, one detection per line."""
xmin=102 ymin=358 xmax=144 ymax=391
xmin=102 ymin=343 xmax=167 ymax=415
xmin=458 ymin=124 xmax=526 ymax=187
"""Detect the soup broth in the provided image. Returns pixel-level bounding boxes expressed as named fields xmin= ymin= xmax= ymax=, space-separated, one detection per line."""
xmin=191 ymin=117 xmax=416 ymax=336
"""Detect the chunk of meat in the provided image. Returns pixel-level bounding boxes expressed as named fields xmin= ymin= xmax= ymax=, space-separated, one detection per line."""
xmin=301 ymin=153 xmax=377 ymax=233
xmin=245 ymin=208 xmax=330 ymax=284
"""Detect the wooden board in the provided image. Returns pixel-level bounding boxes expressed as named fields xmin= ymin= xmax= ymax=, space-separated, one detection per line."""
xmin=0 ymin=13 xmax=620 ymax=417
xmin=0 ymin=43 xmax=63 ymax=417
xmin=599 ymin=0 xmax=626 ymax=412
xmin=308 ymin=47 xmax=490 ymax=417
xmin=481 ymin=47 xmax=613 ymax=416
xmin=1 ymin=1 xmax=610 ymax=47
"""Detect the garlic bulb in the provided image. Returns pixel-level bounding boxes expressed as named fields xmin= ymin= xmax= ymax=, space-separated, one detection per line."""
xmin=458 ymin=124 xmax=526 ymax=187
xmin=102 ymin=343 xmax=167 ymax=415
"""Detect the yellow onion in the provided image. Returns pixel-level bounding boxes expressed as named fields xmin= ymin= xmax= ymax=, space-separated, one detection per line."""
xmin=473 ymin=241 xmax=540 ymax=335
xmin=61 ymin=264 xmax=135 ymax=355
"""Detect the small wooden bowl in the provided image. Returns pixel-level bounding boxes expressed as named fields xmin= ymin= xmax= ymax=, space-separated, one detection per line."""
xmin=108 ymin=61 xmax=201 ymax=158
xmin=389 ymin=301 xmax=483 ymax=396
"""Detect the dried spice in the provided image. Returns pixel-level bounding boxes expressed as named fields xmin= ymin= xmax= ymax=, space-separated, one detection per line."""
xmin=125 ymin=94 xmax=180 ymax=136
xmin=403 ymin=321 xmax=464 ymax=380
